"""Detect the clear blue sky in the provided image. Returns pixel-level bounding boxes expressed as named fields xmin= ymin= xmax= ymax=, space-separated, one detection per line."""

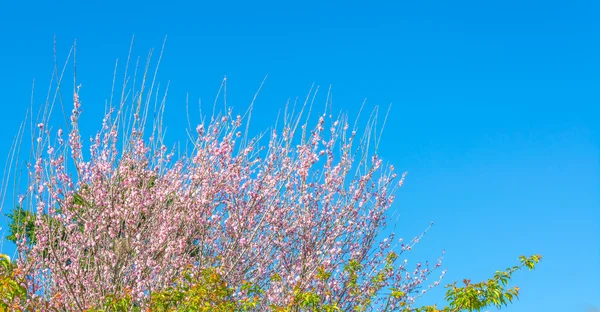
xmin=0 ymin=0 xmax=598 ymax=310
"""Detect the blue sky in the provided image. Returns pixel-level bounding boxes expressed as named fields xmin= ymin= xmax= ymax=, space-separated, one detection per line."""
xmin=0 ymin=0 xmax=598 ymax=310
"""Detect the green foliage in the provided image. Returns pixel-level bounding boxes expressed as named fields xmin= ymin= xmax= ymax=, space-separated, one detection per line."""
xmin=344 ymin=259 xmax=362 ymax=296
xmin=317 ymin=267 xmax=332 ymax=281
xmin=87 ymin=292 xmax=141 ymax=312
xmin=5 ymin=206 xmax=37 ymax=245
xmin=284 ymin=287 xmax=340 ymax=312
xmin=147 ymin=254 xmax=539 ymax=311
xmin=150 ymin=268 xmax=235 ymax=311
xmin=6 ymin=205 xmax=69 ymax=263
xmin=409 ymin=254 xmax=543 ymax=312
xmin=0 ymin=253 xmax=541 ymax=311
xmin=360 ymin=252 xmax=399 ymax=311
xmin=0 ymin=254 xmax=27 ymax=310
xmin=0 ymin=207 xmax=542 ymax=312
xmin=146 ymin=267 xmax=265 ymax=311
xmin=0 ymin=202 xmax=544 ymax=312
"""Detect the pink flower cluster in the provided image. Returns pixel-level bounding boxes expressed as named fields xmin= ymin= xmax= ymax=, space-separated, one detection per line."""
xmin=15 ymin=92 xmax=442 ymax=310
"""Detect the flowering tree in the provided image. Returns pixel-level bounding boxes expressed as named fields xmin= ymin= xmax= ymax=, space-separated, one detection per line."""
xmin=2 ymin=46 xmax=540 ymax=311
